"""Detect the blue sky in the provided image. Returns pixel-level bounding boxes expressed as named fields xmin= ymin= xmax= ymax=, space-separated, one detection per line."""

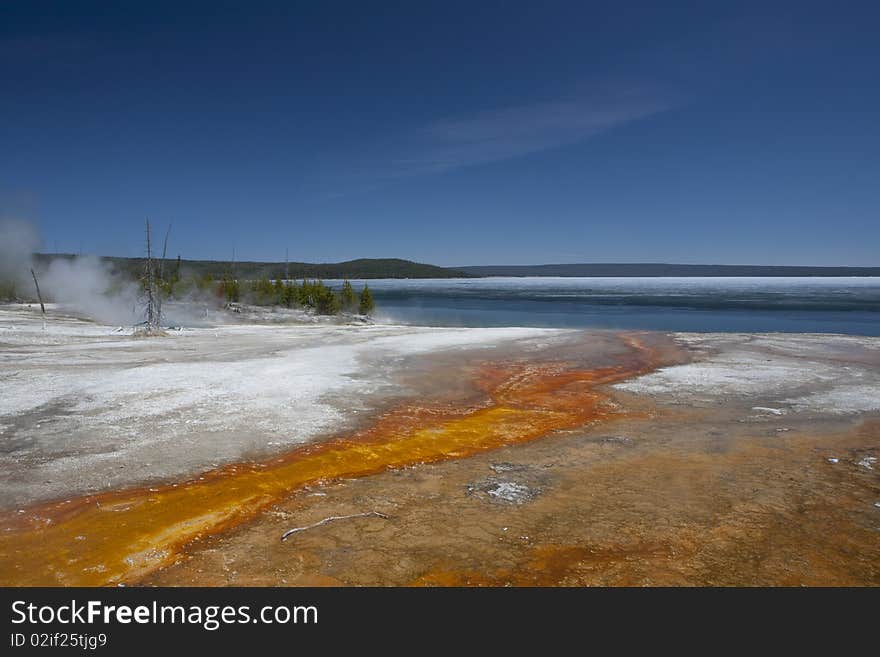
xmin=1 ymin=1 xmax=878 ymax=266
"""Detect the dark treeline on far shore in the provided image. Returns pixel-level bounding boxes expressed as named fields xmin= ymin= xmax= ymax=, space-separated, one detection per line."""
xmin=32 ymin=254 xmax=469 ymax=280
xmin=29 ymin=255 xmax=880 ymax=281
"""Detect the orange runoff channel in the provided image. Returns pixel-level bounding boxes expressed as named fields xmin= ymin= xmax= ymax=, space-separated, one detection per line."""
xmin=0 ymin=335 xmax=660 ymax=586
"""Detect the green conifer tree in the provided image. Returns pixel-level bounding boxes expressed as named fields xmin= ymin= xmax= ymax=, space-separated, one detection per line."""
xmin=314 ymin=285 xmax=341 ymax=314
xmin=358 ymin=284 xmax=374 ymax=315
xmin=340 ymin=280 xmax=356 ymax=311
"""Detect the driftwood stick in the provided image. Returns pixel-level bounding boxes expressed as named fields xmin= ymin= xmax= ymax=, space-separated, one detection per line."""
xmin=281 ymin=511 xmax=389 ymax=542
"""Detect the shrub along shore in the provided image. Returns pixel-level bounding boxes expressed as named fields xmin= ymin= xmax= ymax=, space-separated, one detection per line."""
xmin=208 ymin=276 xmax=374 ymax=315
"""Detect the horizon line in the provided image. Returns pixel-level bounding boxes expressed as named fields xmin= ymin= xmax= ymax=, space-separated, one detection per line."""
xmin=32 ymin=253 xmax=880 ymax=271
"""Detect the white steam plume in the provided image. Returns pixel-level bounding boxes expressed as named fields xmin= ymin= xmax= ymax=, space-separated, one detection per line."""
xmin=41 ymin=256 xmax=142 ymax=325
xmin=0 ymin=218 xmax=41 ymax=291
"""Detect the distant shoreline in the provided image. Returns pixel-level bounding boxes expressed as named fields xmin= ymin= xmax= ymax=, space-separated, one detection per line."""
xmin=455 ymin=264 xmax=880 ymax=277
xmin=32 ymin=254 xmax=880 ymax=279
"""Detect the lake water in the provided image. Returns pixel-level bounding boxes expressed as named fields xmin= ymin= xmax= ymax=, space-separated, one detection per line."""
xmin=329 ymin=277 xmax=880 ymax=335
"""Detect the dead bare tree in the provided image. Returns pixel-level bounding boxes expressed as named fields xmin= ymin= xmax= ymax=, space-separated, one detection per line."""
xmin=155 ymin=224 xmax=171 ymax=323
xmin=29 ymin=268 xmax=45 ymax=315
xmin=138 ymin=220 xmax=173 ymax=333
xmin=142 ymin=219 xmax=159 ymax=331
xmin=30 ymin=268 xmax=46 ymax=329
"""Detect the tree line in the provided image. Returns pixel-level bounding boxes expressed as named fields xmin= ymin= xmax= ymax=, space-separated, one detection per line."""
xmin=164 ymin=268 xmax=374 ymax=316
xmin=30 ymin=253 xmax=468 ymax=280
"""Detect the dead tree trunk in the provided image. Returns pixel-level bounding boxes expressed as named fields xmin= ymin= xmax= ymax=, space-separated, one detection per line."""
xmin=155 ymin=224 xmax=171 ymax=324
xmin=143 ymin=220 xmax=159 ymax=330
xmin=30 ymin=268 xmax=46 ymax=315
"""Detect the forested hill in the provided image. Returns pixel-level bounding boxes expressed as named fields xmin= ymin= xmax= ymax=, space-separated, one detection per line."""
xmin=31 ymin=256 xmax=880 ymax=280
xmin=33 ymin=254 xmax=470 ymax=280
xmin=456 ymin=263 xmax=880 ymax=277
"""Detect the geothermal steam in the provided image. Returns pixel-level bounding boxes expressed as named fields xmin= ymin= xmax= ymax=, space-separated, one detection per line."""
xmin=42 ymin=257 xmax=142 ymax=325
xmin=0 ymin=219 xmax=140 ymax=325
xmin=0 ymin=218 xmax=41 ymax=287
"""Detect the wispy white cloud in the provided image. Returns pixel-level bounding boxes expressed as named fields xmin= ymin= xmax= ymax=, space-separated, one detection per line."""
xmin=310 ymin=84 xmax=679 ymax=201
xmin=383 ymin=85 xmax=675 ymax=178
